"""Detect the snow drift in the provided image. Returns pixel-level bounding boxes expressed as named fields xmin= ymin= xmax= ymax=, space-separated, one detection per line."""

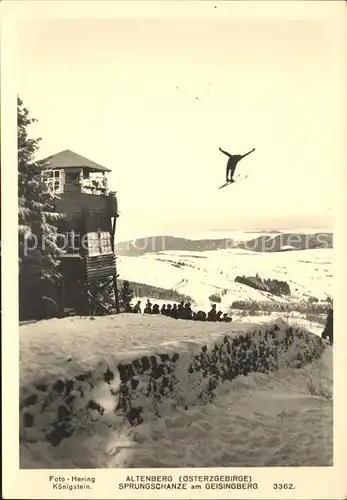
xmin=20 ymin=316 xmax=325 ymax=460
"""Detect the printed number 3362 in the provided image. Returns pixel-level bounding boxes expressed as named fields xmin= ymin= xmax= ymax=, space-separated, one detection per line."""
xmin=273 ymin=483 xmax=295 ymax=490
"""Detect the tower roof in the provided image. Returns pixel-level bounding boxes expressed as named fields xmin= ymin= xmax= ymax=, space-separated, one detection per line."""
xmin=42 ymin=149 xmax=111 ymax=173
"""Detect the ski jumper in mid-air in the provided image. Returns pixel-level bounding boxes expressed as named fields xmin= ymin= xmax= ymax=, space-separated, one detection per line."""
xmin=219 ymin=147 xmax=255 ymax=183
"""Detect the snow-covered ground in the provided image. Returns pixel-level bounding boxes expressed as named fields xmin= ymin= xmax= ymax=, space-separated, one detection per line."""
xmin=19 ymin=245 xmax=333 ymax=469
xmin=20 ymin=342 xmax=332 ymax=468
xmin=233 ymin=312 xmax=326 ymax=336
xmin=20 ymin=315 xmax=252 ymax=382
xmin=107 ymin=349 xmax=332 ymax=468
xmin=19 ymin=313 xmax=325 ymax=384
xmin=118 ymin=247 xmax=333 ymax=312
xmin=20 ymin=314 xmax=331 ymax=469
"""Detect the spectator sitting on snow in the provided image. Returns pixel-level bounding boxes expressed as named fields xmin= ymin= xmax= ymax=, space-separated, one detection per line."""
xmin=133 ymin=301 xmax=141 ymax=314
xmin=152 ymin=304 xmax=160 ymax=314
xmin=196 ymin=310 xmax=206 ymax=321
xmin=184 ymin=303 xmax=193 ymax=320
xmin=161 ymin=304 xmax=167 ymax=316
xmin=207 ymin=304 xmax=217 ymax=322
xmin=222 ymin=313 xmax=232 ymax=323
xmin=195 ymin=311 xmax=202 ymax=321
xmin=177 ymin=301 xmax=185 ymax=319
xmin=217 ymin=311 xmax=223 ymax=321
xmin=144 ymin=303 xmax=152 ymax=314
xmin=166 ymin=304 xmax=173 ymax=317
xmin=172 ymin=304 xmax=178 ymax=319
xmin=124 ymin=303 xmax=133 ymax=313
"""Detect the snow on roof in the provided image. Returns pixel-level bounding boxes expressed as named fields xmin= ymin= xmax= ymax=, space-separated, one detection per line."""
xmin=41 ymin=149 xmax=111 ymax=173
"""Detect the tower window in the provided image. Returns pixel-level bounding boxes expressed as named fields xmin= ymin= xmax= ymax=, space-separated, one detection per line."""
xmin=41 ymin=169 xmax=63 ymax=194
xmin=87 ymin=231 xmax=112 ymax=256
xmin=99 ymin=232 xmax=112 ymax=253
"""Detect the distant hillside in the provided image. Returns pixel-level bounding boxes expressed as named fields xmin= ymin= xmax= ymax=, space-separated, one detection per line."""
xmin=116 ymin=235 xmax=232 ymax=256
xmin=116 ymin=232 xmax=333 ymax=256
xmin=237 ymin=232 xmax=333 ymax=253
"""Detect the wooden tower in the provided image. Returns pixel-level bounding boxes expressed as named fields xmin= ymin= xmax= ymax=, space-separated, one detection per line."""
xmin=41 ymin=149 xmax=119 ymax=316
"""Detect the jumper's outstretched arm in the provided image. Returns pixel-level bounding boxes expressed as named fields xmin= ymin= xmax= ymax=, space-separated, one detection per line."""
xmin=219 ymin=147 xmax=231 ymax=158
xmin=240 ymin=148 xmax=255 ymax=159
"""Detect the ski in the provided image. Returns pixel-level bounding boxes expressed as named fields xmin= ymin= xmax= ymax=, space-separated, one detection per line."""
xmin=219 ymin=175 xmax=248 ymax=189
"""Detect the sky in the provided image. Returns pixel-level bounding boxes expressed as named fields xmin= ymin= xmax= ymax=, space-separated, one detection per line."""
xmin=16 ymin=7 xmax=342 ymax=240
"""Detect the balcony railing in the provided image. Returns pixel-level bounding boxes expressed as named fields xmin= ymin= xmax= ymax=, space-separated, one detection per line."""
xmin=81 ymin=176 xmax=108 ymax=195
xmin=41 ymin=169 xmax=109 ymax=196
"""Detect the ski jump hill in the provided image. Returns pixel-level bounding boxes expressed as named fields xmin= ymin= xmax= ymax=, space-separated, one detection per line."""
xmin=20 ymin=314 xmax=326 ymax=457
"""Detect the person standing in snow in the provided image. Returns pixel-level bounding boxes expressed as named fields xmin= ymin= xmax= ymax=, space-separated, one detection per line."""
xmin=322 ymin=308 xmax=333 ymax=345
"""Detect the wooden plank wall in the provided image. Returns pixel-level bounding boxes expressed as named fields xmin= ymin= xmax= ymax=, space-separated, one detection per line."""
xmin=55 ymin=192 xmax=117 ymax=219
xmin=86 ymin=254 xmax=117 ymax=281
xmin=55 ymin=193 xmax=118 ymax=311
xmin=59 ymin=257 xmax=88 ymax=313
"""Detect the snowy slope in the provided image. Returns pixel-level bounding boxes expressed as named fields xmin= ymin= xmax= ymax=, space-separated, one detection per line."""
xmin=19 ymin=314 xmax=331 ymax=469
xmin=118 ymin=248 xmax=333 ymax=311
xmin=106 ymin=349 xmax=332 ymax=468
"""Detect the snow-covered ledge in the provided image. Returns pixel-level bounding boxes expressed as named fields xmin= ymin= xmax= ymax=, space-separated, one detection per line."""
xmin=20 ymin=318 xmax=325 ymax=447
